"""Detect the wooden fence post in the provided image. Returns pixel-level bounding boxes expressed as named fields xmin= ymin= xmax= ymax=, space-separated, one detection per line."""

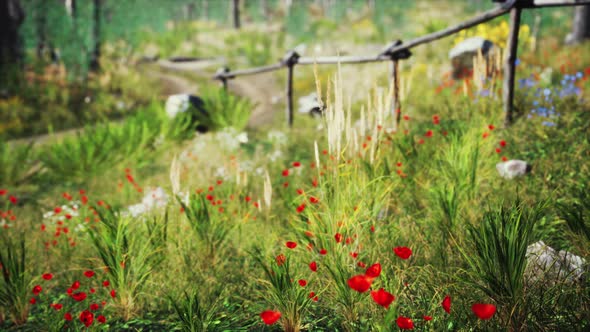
xmin=380 ymin=40 xmax=411 ymax=128
xmin=392 ymin=60 xmax=400 ymax=124
xmin=503 ymin=3 xmax=522 ymax=127
xmin=233 ymin=0 xmax=241 ymax=29
xmin=214 ymin=67 xmax=231 ymax=90
xmin=281 ymin=51 xmax=300 ymax=127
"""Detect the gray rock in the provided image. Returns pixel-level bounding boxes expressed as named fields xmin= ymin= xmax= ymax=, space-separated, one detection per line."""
xmin=496 ymin=159 xmax=531 ymax=179
xmin=526 ymin=240 xmax=586 ymax=284
xmin=164 ymin=94 xmax=209 ymax=132
xmin=297 ymin=92 xmax=323 ymax=117
xmin=449 ymin=37 xmax=495 ymax=79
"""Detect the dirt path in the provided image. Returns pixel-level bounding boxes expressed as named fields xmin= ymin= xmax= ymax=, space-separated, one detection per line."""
xmin=10 ymin=58 xmax=282 ymax=146
xmin=151 ymin=59 xmax=282 ymax=129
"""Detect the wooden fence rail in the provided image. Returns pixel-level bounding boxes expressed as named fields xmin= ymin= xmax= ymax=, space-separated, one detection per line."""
xmin=213 ymin=0 xmax=590 ymax=128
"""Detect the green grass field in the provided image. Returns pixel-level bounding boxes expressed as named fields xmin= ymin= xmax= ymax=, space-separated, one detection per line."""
xmin=1 ymin=1 xmax=590 ymax=331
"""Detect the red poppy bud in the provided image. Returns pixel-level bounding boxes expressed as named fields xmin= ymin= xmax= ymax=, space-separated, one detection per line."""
xmin=442 ymin=295 xmax=451 ymax=314
xmin=309 ymin=261 xmax=317 ymax=272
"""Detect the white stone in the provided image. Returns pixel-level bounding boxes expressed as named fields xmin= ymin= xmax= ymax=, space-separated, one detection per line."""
xmin=298 ymin=92 xmax=322 ymax=115
xmin=449 ymin=37 xmax=494 ymax=59
xmin=496 ymin=159 xmax=530 ymax=179
xmin=526 ymin=241 xmax=586 ymax=283
xmin=165 ymin=94 xmax=190 ymax=119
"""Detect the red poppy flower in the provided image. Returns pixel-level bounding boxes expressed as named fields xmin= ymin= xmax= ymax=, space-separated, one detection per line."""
xmin=9 ymin=195 xmax=18 ymax=205
xmin=71 ymin=281 xmax=80 ymax=290
xmin=495 ymin=148 xmax=502 ymax=153
xmin=32 ymin=285 xmax=42 ymax=295
xmin=293 ymin=161 xmax=301 ymax=167
xmin=471 ymin=303 xmax=496 ymax=320
xmin=110 ymin=290 xmax=116 ymax=298
xmin=296 ymin=189 xmax=304 ymax=195
xmin=90 ymin=303 xmax=99 ymax=311
xmin=276 ymin=254 xmax=286 ymax=266
xmin=482 ymin=132 xmax=489 ymax=138
xmin=84 ymin=270 xmax=95 ymax=278
xmin=319 ymin=248 xmax=327 ymax=255
xmin=425 ymin=130 xmax=433 ymax=137
xmin=334 ymin=233 xmax=343 ymax=243
xmin=501 ymin=156 xmax=508 ymax=162
xmin=488 ymin=124 xmax=495 ymax=130
xmin=296 ymin=204 xmax=306 ymax=213
xmin=102 ymin=280 xmax=110 ymax=287
xmin=72 ymin=292 xmax=87 ymax=302
xmin=79 ymin=310 xmax=94 ymax=327
xmin=365 ymin=263 xmax=381 ymax=279
xmin=286 ymin=241 xmax=297 ymax=249
xmin=309 ymin=261 xmax=318 ymax=272
xmin=282 ymin=169 xmax=289 ymax=177
xmin=29 ymin=298 xmax=36 ymax=304
xmin=370 ymin=288 xmax=395 ymax=308
xmin=64 ymin=312 xmax=72 ymax=321
xmin=298 ymin=279 xmax=307 ymax=287
xmin=97 ymin=315 xmax=106 ymax=323
xmin=396 ymin=316 xmax=414 ymax=330
xmin=54 ymin=207 xmax=62 ymax=214
xmin=42 ymin=273 xmax=53 ymax=280
xmin=309 ymin=196 xmax=319 ymax=204
xmin=0 ymin=189 xmax=6 ymax=195
xmin=347 ymin=275 xmax=372 ymax=293
xmin=52 ymin=303 xmax=63 ymax=311
xmin=350 ymin=252 xmax=358 ymax=259
xmin=357 ymin=261 xmax=366 ymax=268
xmin=260 ymin=310 xmax=281 ymax=325
xmin=393 ymin=246 xmax=412 ymax=259
xmin=442 ymin=295 xmax=451 ymax=314
xmin=423 ymin=315 xmax=432 ymax=321
xmin=499 ymin=140 xmax=507 ymax=147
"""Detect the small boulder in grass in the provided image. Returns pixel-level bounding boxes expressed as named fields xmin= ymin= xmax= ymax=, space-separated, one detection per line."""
xmin=496 ymin=159 xmax=532 ymax=179
xmin=165 ymin=94 xmax=210 ymax=132
xmin=298 ymin=92 xmax=323 ymax=118
xmin=526 ymin=240 xmax=586 ymax=284
xmin=449 ymin=36 xmax=495 ymax=79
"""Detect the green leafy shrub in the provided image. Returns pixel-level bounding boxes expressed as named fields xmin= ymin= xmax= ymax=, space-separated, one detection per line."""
xmin=0 ymin=141 xmax=37 ymax=187
xmin=200 ymin=87 xmax=254 ymax=131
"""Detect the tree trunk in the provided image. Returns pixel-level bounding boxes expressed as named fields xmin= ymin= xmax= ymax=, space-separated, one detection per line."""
xmin=0 ymin=0 xmax=25 ymax=71
xmin=89 ymin=0 xmax=101 ymax=71
xmin=65 ymin=0 xmax=77 ymax=18
xmin=36 ymin=0 xmax=48 ymax=59
xmin=567 ymin=5 xmax=590 ymax=44
xmin=232 ymin=0 xmax=241 ymax=29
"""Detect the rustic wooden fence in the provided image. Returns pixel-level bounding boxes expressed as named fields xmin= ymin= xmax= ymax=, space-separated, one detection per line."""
xmin=213 ymin=0 xmax=590 ymax=127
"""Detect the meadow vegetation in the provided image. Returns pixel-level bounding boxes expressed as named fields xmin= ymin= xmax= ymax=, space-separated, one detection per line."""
xmin=1 ymin=1 xmax=590 ymax=331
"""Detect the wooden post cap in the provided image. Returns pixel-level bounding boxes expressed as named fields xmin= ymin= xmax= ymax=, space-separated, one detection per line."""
xmin=281 ymin=51 xmax=300 ymax=67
